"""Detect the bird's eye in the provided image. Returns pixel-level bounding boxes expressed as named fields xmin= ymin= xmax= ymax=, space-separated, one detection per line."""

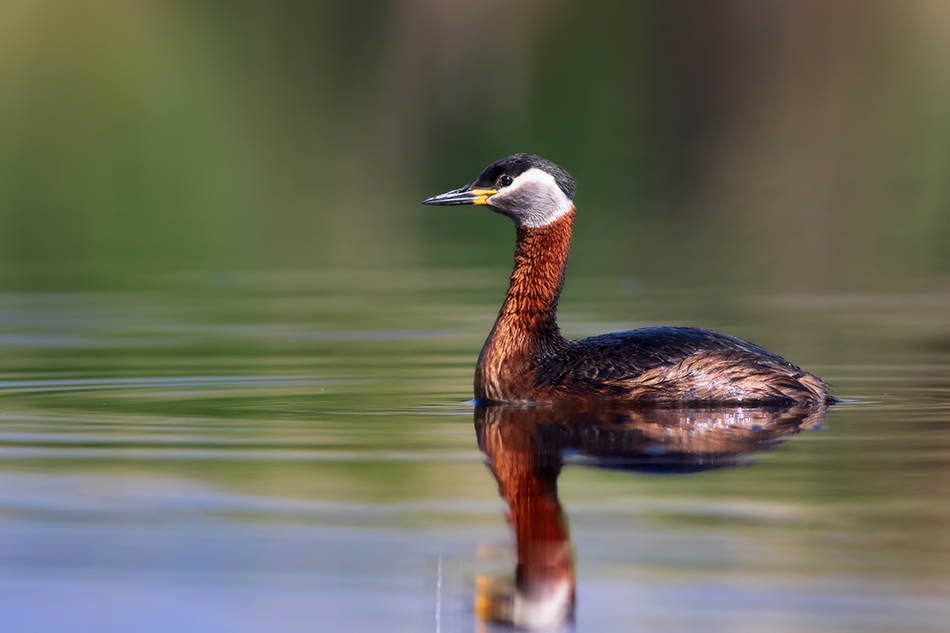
xmin=499 ymin=175 xmax=513 ymax=187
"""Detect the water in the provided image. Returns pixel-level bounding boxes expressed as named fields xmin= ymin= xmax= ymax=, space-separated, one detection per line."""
xmin=0 ymin=271 xmax=948 ymax=632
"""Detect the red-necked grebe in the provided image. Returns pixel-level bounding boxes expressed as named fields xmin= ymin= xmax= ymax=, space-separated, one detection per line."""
xmin=423 ymin=153 xmax=834 ymax=405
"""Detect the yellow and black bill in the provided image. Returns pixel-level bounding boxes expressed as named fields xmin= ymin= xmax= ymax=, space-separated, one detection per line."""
xmin=421 ymin=185 xmax=497 ymax=206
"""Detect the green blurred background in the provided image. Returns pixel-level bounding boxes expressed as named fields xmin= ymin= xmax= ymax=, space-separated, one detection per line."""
xmin=3 ymin=0 xmax=949 ymax=293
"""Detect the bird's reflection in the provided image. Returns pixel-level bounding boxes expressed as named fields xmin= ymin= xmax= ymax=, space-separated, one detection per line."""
xmin=473 ymin=403 xmax=828 ymax=630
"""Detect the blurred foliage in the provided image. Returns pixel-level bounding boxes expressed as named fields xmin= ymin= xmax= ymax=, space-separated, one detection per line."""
xmin=1 ymin=0 xmax=949 ymax=292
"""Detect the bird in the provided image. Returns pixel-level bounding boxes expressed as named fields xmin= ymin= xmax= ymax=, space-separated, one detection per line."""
xmin=422 ymin=153 xmax=834 ymax=405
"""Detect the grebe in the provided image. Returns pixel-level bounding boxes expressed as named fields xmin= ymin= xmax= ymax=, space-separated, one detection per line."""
xmin=423 ymin=154 xmax=834 ymax=405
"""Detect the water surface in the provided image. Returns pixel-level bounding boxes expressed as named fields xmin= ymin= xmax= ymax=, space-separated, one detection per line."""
xmin=0 ymin=271 xmax=948 ymax=632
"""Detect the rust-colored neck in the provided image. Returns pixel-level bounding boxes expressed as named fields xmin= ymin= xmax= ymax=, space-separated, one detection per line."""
xmin=475 ymin=209 xmax=574 ymax=401
xmin=500 ymin=209 xmax=574 ymax=341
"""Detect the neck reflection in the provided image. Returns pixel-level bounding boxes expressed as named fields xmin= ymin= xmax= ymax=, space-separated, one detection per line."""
xmin=473 ymin=403 xmax=828 ymax=630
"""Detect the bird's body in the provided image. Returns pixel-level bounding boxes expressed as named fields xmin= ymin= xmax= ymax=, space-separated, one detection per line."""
xmin=423 ymin=154 xmax=834 ymax=405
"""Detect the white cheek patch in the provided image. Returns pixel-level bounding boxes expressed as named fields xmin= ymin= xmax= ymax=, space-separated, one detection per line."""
xmin=493 ymin=167 xmax=574 ymax=228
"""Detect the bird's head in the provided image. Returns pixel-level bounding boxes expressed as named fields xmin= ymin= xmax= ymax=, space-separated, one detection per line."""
xmin=422 ymin=154 xmax=576 ymax=228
